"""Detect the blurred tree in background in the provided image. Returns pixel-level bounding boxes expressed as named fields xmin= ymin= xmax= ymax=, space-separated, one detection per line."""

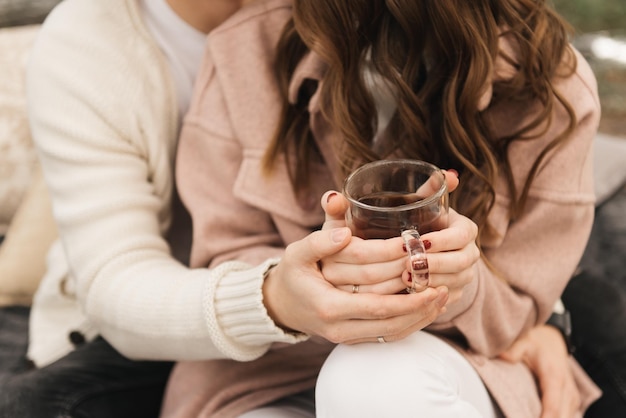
xmin=551 ymin=0 xmax=626 ymax=136
xmin=552 ymin=0 xmax=626 ymax=33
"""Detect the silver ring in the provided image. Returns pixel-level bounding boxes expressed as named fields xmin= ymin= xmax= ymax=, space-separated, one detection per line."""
xmin=352 ymin=284 xmax=360 ymax=294
xmin=377 ymin=336 xmax=386 ymax=344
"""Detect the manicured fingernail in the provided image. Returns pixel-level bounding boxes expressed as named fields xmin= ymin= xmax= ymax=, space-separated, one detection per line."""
xmin=407 ymin=272 xmax=412 ymax=282
xmin=331 ymin=227 xmax=350 ymax=243
xmin=326 ymin=192 xmax=338 ymax=203
xmin=402 ymin=243 xmax=407 ymax=252
xmin=422 ymin=240 xmax=432 ymax=250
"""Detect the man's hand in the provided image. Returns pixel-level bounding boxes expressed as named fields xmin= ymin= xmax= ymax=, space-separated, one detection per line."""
xmin=499 ymin=325 xmax=582 ymax=418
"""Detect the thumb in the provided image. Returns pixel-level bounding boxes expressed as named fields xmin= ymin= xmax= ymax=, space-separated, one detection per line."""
xmin=321 ymin=191 xmax=350 ymax=230
xmin=287 ymin=227 xmax=352 ymax=266
xmin=443 ymin=169 xmax=460 ymax=193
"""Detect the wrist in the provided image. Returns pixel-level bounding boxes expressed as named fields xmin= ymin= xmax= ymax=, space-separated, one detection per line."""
xmin=261 ymin=261 xmax=302 ymax=335
xmin=546 ymin=308 xmax=575 ymax=354
xmin=209 ymin=259 xmax=307 ymax=356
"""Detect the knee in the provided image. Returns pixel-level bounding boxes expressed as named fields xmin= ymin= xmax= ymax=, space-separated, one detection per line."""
xmin=316 ymin=332 xmax=492 ymax=418
xmin=316 ymin=342 xmax=396 ymax=417
xmin=316 ymin=333 xmax=449 ymax=417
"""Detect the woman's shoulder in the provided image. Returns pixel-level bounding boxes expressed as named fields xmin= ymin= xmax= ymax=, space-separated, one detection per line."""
xmin=487 ymin=44 xmax=601 ymax=204
xmin=558 ymin=46 xmax=601 ymax=120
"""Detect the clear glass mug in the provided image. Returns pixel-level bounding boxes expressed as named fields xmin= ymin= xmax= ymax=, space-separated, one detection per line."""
xmin=342 ymin=159 xmax=449 ymax=292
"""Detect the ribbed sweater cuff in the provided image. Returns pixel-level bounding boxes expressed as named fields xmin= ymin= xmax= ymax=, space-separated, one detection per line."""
xmin=204 ymin=258 xmax=309 ymax=361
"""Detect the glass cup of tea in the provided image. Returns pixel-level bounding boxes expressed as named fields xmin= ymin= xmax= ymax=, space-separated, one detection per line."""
xmin=342 ymin=159 xmax=449 ymax=292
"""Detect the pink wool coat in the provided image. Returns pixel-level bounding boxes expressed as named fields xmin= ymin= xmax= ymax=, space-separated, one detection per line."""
xmin=164 ymin=0 xmax=602 ymax=417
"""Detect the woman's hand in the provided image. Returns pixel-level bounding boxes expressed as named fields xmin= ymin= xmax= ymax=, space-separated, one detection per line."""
xmin=413 ymin=208 xmax=480 ymax=306
xmin=318 ymin=169 xmax=461 ymax=295
xmin=262 ymin=227 xmax=449 ymax=344
xmin=499 ymin=325 xmax=582 ymax=418
xmin=319 ymin=235 xmax=409 ymax=295
xmin=319 ymin=168 xmax=477 ymax=305
xmin=319 ymin=191 xmax=408 ymax=294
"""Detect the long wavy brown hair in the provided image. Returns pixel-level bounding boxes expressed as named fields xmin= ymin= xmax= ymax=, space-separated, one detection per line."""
xmin=263 ymin=0 xmax=576 ymax=245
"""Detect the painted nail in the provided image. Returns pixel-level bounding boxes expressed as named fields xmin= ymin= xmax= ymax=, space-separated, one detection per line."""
xmin=326 ymin=192 xmax=338 ymax=203
xmin=422 ymin=240 xmax=432 ymax=250
xmin=402 ymin=243 xmax=407 ymax=252
xmin=407 ymin=272 xmax=412 ymax=282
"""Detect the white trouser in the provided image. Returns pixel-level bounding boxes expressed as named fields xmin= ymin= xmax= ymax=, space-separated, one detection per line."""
xmin=241 ymin=332 xmax=500 ymax=418
xmin=316 ymin=331 xmax=500 ymax=418
xmin=238 ymin=389 xmax=316 ymax=418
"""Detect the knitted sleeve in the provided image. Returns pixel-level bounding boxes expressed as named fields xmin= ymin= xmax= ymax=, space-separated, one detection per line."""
xmin=26 ymin=0 xmax=301 ymax=365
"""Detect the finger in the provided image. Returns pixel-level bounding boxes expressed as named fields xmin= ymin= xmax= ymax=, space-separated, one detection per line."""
xmin=328 ymin=236 xmax=406 ymax=265
xmin=337 ymin=277 xmax=407 ymax=295
xmin=328 ymin=260 xmax=406 ymax=286
xmin=426 ymin=269 xmax=475 ymax=294
xmin=414 ymin=175 xmax=444 ymax=197
xmin=443 ymin=169 xmax=460 ymax=193
xmin=328 ymin=286 xmax=442 ymax=322
xmin=420 ymin=208 xmax=478 ymax=252
xmin=497 ymin=326 xmax=581 ymax=418
xmin=497 ymin=337 xmax=569 ymax=418
xmin=537 ymin=363 xmax=565 ymax=418
xmin=535 ymin=348 xmax=580 ymax=418
xmin=326 ymin=257 xmax=406 ymax=286
xmin=539 ymin=388 xmax=563 ymax=418
xmin=321 ymin=191 xmax=350 ymax=230
xmin=423 ymin=244 xmax=480 ymax=275
xmin=561 ymin=375 xmax=582 ymax=418
xmin=538 ymin=360 xmax=573 ymax=418
xmin=498 ymin=336 xmax=570 ymax=418
xmin=413 ymin=169 xmax=459 ymax=198
xmin=338 ymin=288 xmax=449 ymax=344
xmin=542 ymin=378 xmax=580 ymax=418
xmin=287 ymin=227 xmax=352 ymax=265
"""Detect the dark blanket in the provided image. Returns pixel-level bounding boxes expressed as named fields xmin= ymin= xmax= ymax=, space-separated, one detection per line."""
xmin=564 ymin=183 xmax=626 ymax=416
xmin=577 ymin=183 xmax=626 ymax=291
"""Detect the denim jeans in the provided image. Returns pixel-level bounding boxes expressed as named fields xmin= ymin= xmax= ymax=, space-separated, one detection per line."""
xmin=0 ymin=306 xmax=173 ymax=418
xmin=564 ymin=184 xmax=626 ymax=418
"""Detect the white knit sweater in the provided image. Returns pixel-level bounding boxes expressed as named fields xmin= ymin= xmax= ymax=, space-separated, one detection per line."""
xmin=26 ymin=0 xmax=304 ymax=368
